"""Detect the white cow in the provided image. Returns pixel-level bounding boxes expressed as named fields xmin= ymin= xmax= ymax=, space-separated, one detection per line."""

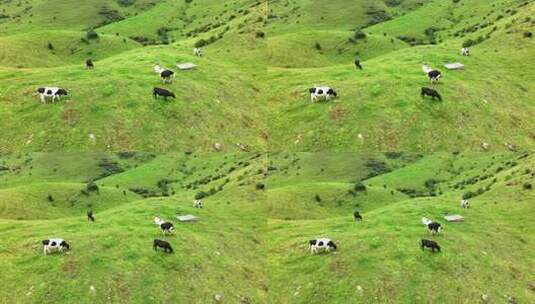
xmin=193 ymin=47 xmax=203 ymax=57
xmin=193 ymin=200 xmax=203 ymax=208
xmin=36 ymin=87 xmax=68 ymax=103
xmin=42 ymin=238 xmax=70 ymax=255
xmin=460 ymin=199 xmax=470 ymax=208
xmin=309 ymin=86 xmax=338 ymax=102
xmin=461 ymin=47 xmax=470 ymax=56
xmin=308 ymin=238 xmax=337 ymax=254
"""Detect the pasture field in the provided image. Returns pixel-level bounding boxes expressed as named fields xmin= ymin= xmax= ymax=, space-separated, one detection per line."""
xmin=0 ymin=0 xmax=533 ymax=151
xmin=0 ymin=151 xmax=533 ymax=303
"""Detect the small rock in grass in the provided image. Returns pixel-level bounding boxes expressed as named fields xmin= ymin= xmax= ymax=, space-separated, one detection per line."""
xmin=481 ymin=294 xmax=489 ymax=302
xmin=89 ymin=285 xmax=96 ymax=293
xmin=214 ymin=294 xmax=223 ymax=303
xmin=213 ymin=143 xmax=223 ymax=151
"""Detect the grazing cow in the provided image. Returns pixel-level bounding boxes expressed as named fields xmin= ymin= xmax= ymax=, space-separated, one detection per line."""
xmin=160 ymin=69 xmax=175 ymax=83
xmin=153 ymin=87 xmax=175 ymax=100
xmin=87 ymin=210 xmax=95 ymax=222
xmin=421 ymin=217 xmax=443 ymax=235
xmin=421 ymin=87 xmax=442 ymax=101
xmin=193 ymin=199 xmax=203 ymax=209
xmin=193 ymin=47 xmax=203 ymax=57
xmin=160 ymin=222 xmax=175 ymax=234
xmin=460 ymin=199 xmax=470 ymax=208
xmin=353 ymin=210 xmax=362 ymax=221
xmin=86 ymin=59 xmax=94 ymax=69
xmin=42 ymin=238 xmax=70 ymax=255
xmin=461 ymin=47 xmax=470 ymax=56
xmin=153 ymin=239 xmax=173 ymax=253
xmin=309 ymin=86 xmax=338 ymax=102
xmin=154 ymin=217 xmax=175 ymax=235
xmin=36 ymin=87 xmax=68 ymax=103
xmin=421 ymin=239 xmax=441 ymax=253
xmin=354 ymin=59 xmax=363 ymax=70
xmin=308 ymin=238 xmax=337 ymax=254
xmin=422 ymin=64 xmax=442 ymax=84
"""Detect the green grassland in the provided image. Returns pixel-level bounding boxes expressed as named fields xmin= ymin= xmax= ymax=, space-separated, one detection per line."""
xmin=0 ymin=0 xmax=533 ymax=151
xmin=0 ymin=0 xmax=267 ymax=151
xmin=0 ymin=152 xmax=268 ymax=303
xmin=266 ymin=0 xmax=535 ymax=151
xmin=0 ymin=151 xmax=533 ymax=303
xmin=266 ymin=151 xmax=535 ymax=303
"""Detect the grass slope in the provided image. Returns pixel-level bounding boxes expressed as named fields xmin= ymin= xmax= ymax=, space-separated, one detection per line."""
xmin=266 ymin=0 xmax=535 ymax=151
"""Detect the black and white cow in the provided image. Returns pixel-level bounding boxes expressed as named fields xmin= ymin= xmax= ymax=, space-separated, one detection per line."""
xmin=308 ymin=238 xmax=337 ymax=254
xmin=354 ymin=211 xmax=362 ymax=221
xmin=87 ymin=210 xmax=95 ymax=222
xmin=422 ymin=64 xmax=442 ymax=84
xmin=460 ymin=199 xmax=470 ymax=208
xmin=422 ymin=217 xmax=443 ymax=235
xmin=36 ymin=87 xmax=68 ymax=103
xmin=154 ymin=217 xmax=175 ymax=235
xmin=86 ymin=59 xmax=94 ymax=69
xmin=193 ymin=47 xmax=203 ymax=57
xmin=153 ymin=87 xmax=175 ymax=100
xmin=193 ymin=199 xmax=203 ymax=209
xmin=421 ymin=87 xmax=442 ymax=101
xmin=153 ymin=239 xmax=173 ymax=253
xmin=461 ymin=47 xmax=470 ymax=56
xmin=160 ymin=69 xmax=175 ymax=83
xmin=421 ymin=239 xmax=441 ymax=253
xmin=42 ymin=238 xmax=70 ymax=255
xmin=309 ymin=87 xmax=337 ymax=102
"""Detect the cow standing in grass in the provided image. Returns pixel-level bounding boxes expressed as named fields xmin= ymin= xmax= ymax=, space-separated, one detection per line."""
xmin=422 ymin=64 xmax=442 ymax=84
xmin=42 ymin=238 xmax=70 ymax=255
xmin=87 ymin=210 xmax=95 ymax=222
xmin=421 ymin=239 xmax=440 ymax=253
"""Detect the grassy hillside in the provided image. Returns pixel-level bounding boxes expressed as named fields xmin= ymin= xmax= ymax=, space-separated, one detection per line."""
xmin=0 ymin=152 xmax=268 ymax=303
xmin=266 ymin=0 xmax=535 ymax=151
xmin=266 ymin=151 xmax=535 ymax=303
xmin=0 ymin=152 xmax=533 ymax=303
xmin=0 ymin=0 xmax=267 ymax=152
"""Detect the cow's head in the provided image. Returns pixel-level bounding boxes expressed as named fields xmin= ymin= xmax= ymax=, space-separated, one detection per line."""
xmin=327 ymin=241 xmax=337 ymax=250
xmin=60 ymin=241 xmax=70 ymax=250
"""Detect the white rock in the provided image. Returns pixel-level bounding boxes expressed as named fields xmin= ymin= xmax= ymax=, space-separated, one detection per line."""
xmin=214 ymin=294 xmax=223 ymax=302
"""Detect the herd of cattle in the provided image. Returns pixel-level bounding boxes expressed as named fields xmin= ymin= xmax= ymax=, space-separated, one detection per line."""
xmin=307 ymin=199 xmax=471 ymax=255
xmin=34 ymin=47 xmax=204 ymax=104
xmin=308 ymin=47 xmax=471 ymax=103
xmin=41 ymin=199 xmax=205 ymax=255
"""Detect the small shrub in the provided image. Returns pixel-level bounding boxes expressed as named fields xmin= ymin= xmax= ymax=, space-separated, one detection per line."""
xmin=86 ymin=29 xmax=99 ymax=40
xmin=47 ymin=194 xmax=54 ymax=202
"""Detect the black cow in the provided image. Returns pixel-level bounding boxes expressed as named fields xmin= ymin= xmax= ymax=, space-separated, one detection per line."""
xmin=153 ymin=239 xmax=173 ymax=253
xmin=427 ymin=222 xmax=442 ymax=235
xmin=421 ymin=87 xmax=442 ymax=101
xmin=354 ymin=211 xmax=362 ymax=221
xmin=354 ymin=59 xmax=363 ymax=70
xmin=153 ymin=87 xmax=175 ymax=100
xmin=87 ymin=210 xmax=95 ymax=222
xmin=160 ymin=70 xmax=174 ymax=83
xmin=86 ymin=59 xmax=94 ymax=69
xmin=421 ymin=239 xmax=441 ymax=253
xmin=160 ymin=222 xmax=175 ymax=235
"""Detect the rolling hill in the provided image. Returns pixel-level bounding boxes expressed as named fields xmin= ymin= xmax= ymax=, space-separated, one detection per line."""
xmin=266 ymin=0 xmax=535 ymax=151
xmin=0 ymin=0 xmax=533 ymax=151
xmin=0 ymin=151 xmax=533 ymax=303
